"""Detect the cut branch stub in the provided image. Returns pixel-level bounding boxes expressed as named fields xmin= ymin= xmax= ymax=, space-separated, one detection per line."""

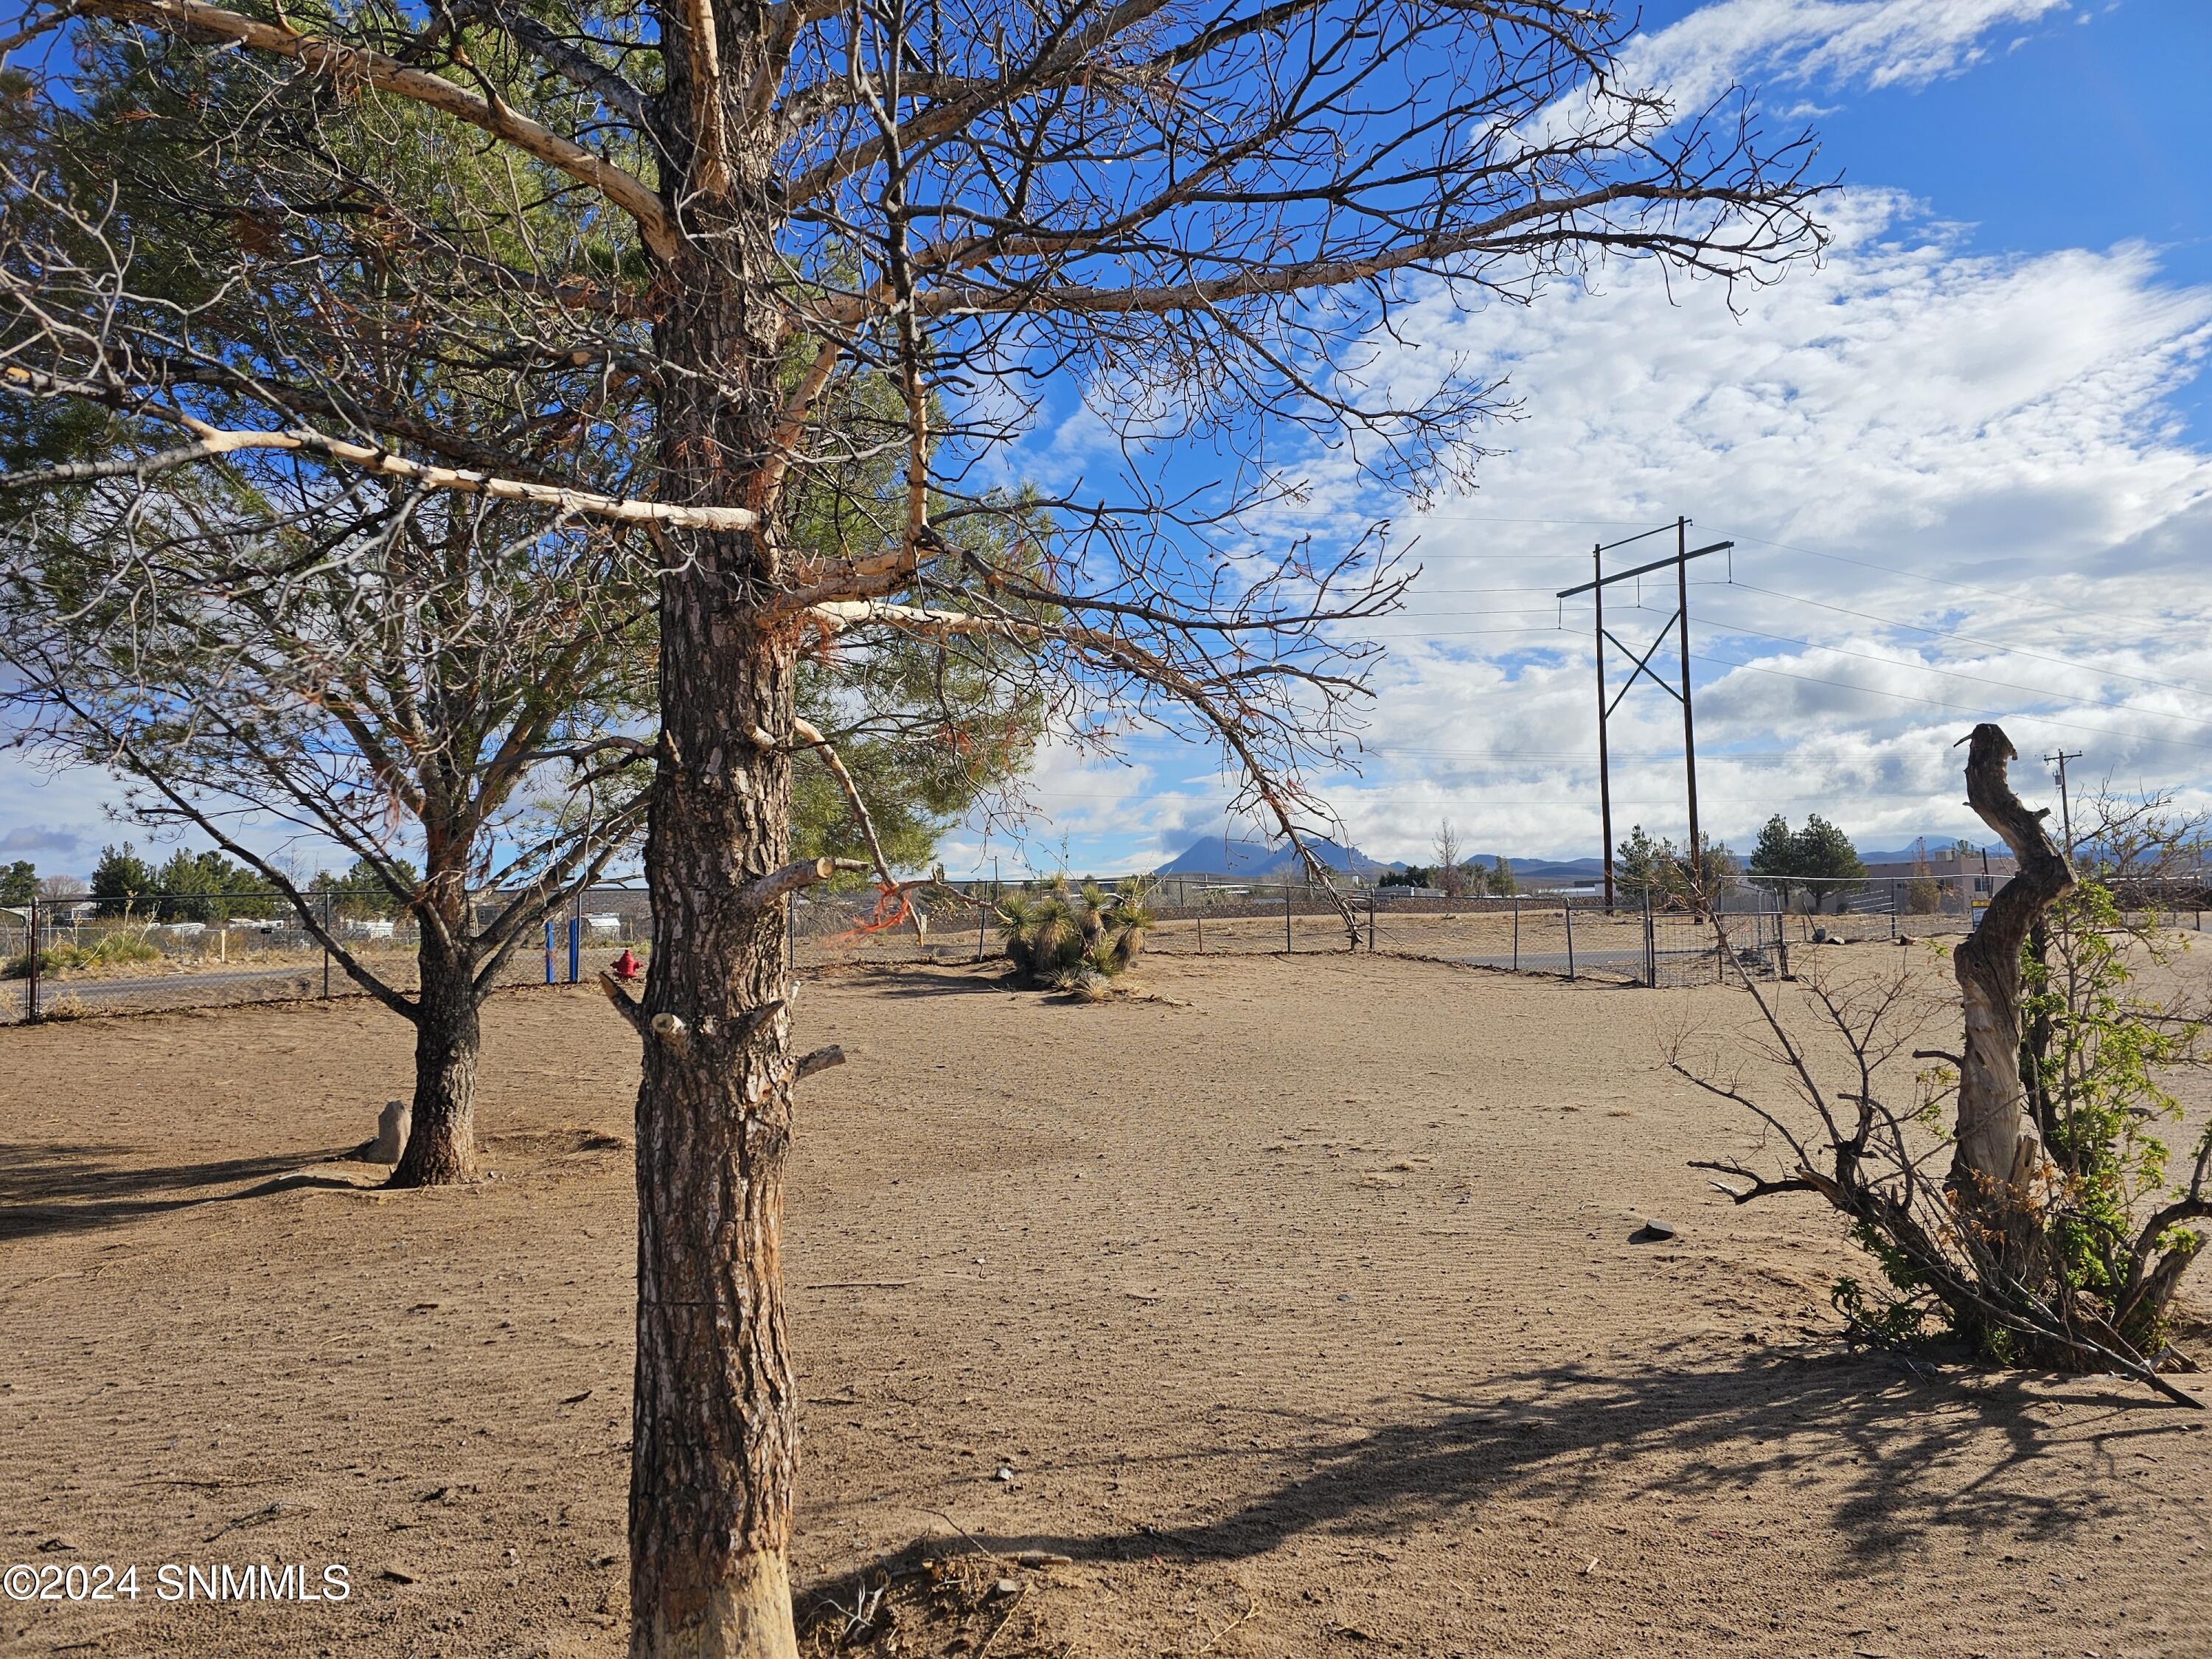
xmin=1949 ymin=722 xmax=2074 ymax=1256
xmin=738 ymin=854 xmax=868 ymax=908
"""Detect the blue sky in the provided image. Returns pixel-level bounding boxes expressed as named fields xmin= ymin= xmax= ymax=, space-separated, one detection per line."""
xmin=942 ymin=0 xmax=2212 ymax=878
xmin=5 ymin=0 xmax=2210 ymax=883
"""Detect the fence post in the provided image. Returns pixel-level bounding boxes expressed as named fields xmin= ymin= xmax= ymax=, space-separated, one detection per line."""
xmin=976 ymin=898 xmax=987 ymax=963
xmin=1564 ymin=899 xmax=1576 ymax=981
xmin=320 ymin=891 xmax=332 ymax=999
xmin=1512 ymin=897 xmax=1520 ymax=973
xmin=1196 ymin=903 xmax=1204 ymax=953
xmin=1641 ymin=888 xmax=1654 ymax=987
xmin=568 ymin=914 xmax=581 ymax=984
xmin=546 ymin=920 xmax=557 ymax=984
xmin=25 ymin=890 xmax=38 ymax=1023
xmin=1366 ymin=890 xmax=1376 ymax=953
xmin=787 ymin=890 xmax=796 ymax=974
xmin=1284 ymin=880 xmax=1293 ymax=954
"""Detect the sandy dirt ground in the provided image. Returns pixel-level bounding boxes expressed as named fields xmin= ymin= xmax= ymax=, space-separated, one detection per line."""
xmin=3 ymin=946 xmax=2209 ymax=1658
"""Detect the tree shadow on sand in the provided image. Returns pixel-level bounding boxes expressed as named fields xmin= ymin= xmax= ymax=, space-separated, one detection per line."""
xmin=0 ymin=1141 xmax=365 ymax=1240
xmin=807 ymin=1341 xmax=2196 ymax=1607
xmin=809 ymin=963 xmax=1018 ymax=998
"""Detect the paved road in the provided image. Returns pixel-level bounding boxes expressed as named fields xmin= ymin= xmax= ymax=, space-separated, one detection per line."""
xmin=5 ymin=962 xmax=327 ymax=1020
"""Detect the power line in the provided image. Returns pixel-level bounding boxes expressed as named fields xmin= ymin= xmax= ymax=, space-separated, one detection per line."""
xmin=1651 ymin=608 xmax=2212 ymax=734
xmin=1711 ymin=526 xmax=2211 ymax=643
xmin=1684 ymin=650 xmax=2212 ymax=755
xmin=1362 ymin=743 xmax=1980 ymax=765
xmin=1026 ymin=787 xmax=1978 ymax=804
xmin=1719 ymin=580 xmax=2212 ymax=701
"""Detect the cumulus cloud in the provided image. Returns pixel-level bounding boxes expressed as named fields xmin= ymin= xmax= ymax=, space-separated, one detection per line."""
xmin=1306 ymin=190 xmax=2212 ymax=864
xmin=964 ymin=170 xmax=2212 ymax=873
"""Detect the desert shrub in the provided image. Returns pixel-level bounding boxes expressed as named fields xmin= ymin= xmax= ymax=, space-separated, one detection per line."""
xmin=4 ymin=933 xmax=163 ymax=978
xmin=997 ymin=876 xmax=1152 ymax=992
xmin=1681 ymin=735 xmax=2211 ymax=1407
xmin=1817 ymin=886 xmax=2208 ymax=1368
xmin=2013 ymin=880 xmax=2205 ymax=1352
xmin=1681 ymin=885 xmax=2203 ymax=1407
xmin=1682 ymin=933 xmax=2208 ymax=1402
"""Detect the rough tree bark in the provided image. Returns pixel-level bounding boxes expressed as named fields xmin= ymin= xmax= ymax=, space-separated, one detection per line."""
xmin=391 ymin=870 xmax=484 ymax=1187
xmin=627 ymin=604 xmax=801 ymax=1654
xmin=1950 ymin=723 xmax=2074 ymax=1265
xmin=625 ymin=48 xmax=806 ymax=1651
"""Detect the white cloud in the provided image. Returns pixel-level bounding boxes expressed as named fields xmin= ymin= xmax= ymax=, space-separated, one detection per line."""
xmin=1625 ymin=0 xmax=2072 ymax=108
xmin=1293 ymin=189 xmax=2212 ymax=864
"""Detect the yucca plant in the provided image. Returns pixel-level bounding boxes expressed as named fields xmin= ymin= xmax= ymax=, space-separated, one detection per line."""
xmin=998 ymin=877 xmax=1154 ymax=992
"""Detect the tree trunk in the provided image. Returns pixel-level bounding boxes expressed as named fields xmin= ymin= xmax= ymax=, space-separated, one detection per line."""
xmin=390 ymin=919 xmax=482 ymax=1187
xmin=627 ymin=33 xmax=804 ymax=1648
xmin=627 ymin=557 xmax=799 ymax=1655
xmin=1950 ymin=723 xmax=2073 ymax=1270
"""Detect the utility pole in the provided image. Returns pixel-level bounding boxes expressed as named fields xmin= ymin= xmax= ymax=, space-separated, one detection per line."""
xmin=1593 ymin=544 xmax=1615 ymax=911
xmin=1676 ymin=516 xmax=1702 ymax=883
xmin=1559 ymin=520 xmax=1733 ymax=919
xmin=2044 ymin=749 xmax=2081 ymax=856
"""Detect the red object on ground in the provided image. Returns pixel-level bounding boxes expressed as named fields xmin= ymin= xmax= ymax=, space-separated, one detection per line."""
xmin=612 ymin=948 xmax=643 ymax=982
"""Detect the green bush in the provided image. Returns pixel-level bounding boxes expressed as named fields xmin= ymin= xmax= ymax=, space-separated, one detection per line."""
xmin=1837 ymin=878 xmax=2208 ymax=1367
xmin=997 ymin=876 xmax=1153 ymax=992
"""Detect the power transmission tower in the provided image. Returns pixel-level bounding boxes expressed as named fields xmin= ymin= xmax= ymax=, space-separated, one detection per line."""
xmin=1558 ymin=518 xmax=1733 ymax=911
xmin=2044 ymin=748 xmax=2083 ymax=856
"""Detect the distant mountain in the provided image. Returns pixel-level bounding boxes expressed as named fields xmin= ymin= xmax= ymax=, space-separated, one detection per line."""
xmin=1150 ymin=839 xmax=2024 ymax=884
xmin=1859 ymin=838 xmax=1998 ymax=865
xmin=1155 ymin=835 xmax=1401 ymax=877
xmin=1488 ymin=855 xmax=1604 ymax=883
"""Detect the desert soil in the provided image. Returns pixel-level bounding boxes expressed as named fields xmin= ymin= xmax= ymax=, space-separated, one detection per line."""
xmin=2 ymin=947 xmax=2208 ymax=1658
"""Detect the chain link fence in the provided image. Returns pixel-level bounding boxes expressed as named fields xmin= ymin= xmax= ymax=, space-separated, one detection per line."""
xmin=925 ymin=875 xmax=1790 ymax=987
xmin=14 ymin=866 xmax=2205 ymax=1022
xmin=1 ymin=886 xmax=664 ymax=1023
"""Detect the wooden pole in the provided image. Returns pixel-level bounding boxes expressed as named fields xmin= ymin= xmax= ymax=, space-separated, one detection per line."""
xmin=1677 ymin=516 xmax=1702 ymax=886
xmin=1594 ymin=544 xmax=1615 ymax=912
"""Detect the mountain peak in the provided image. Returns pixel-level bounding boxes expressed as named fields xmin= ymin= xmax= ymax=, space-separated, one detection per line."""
xmin=1153 ymin=835 xmax=1397 ymax=877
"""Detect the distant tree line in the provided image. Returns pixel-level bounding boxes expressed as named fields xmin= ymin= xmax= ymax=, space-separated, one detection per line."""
xmin=1381 ymin=858 xmax=1521 ymax=897
xmin=49 ymin=844 xmax=433 ymax=923
xmin=1380 ymin=819 xmax=1521 ymax=896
